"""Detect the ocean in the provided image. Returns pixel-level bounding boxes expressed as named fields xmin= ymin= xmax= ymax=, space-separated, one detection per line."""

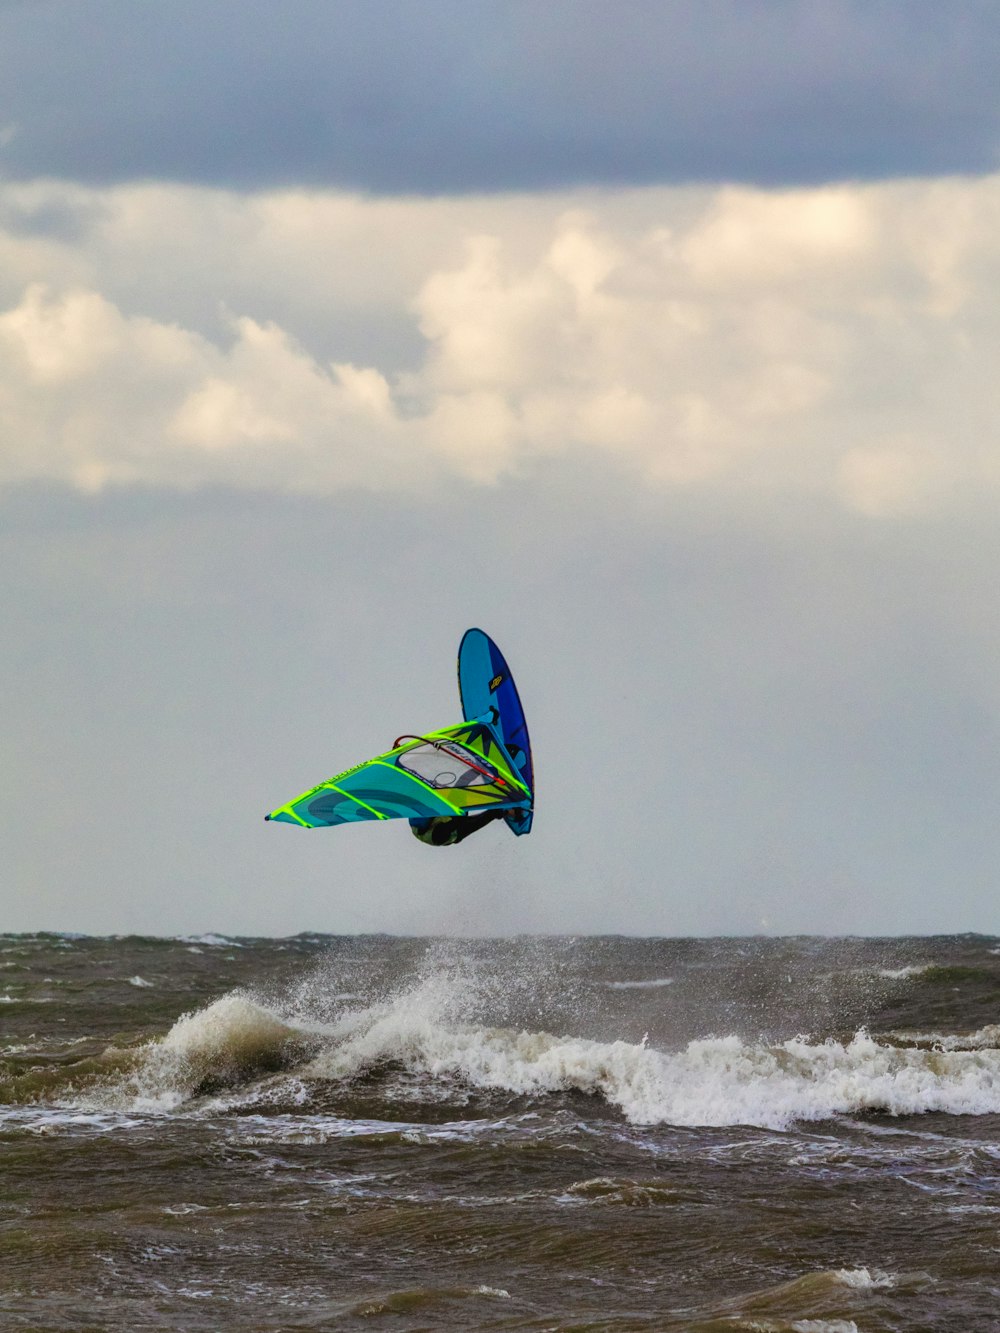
xmin=3 ymin=931 xmax=1000 ymax=1330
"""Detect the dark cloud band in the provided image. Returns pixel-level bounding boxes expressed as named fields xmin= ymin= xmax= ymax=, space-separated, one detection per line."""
xmin=2 ymin=0 xmax=999 ymax=192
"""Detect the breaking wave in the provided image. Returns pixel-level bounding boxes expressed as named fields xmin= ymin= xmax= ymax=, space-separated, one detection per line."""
xmin=91 ymin=993 xmax=316 ymax=1112
xmin=87 ymin=965 xmax=1000 ymax=1129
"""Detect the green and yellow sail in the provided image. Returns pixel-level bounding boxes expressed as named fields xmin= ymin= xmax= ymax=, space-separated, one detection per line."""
xmin=265 ymin=720 xmax=531 ymax=830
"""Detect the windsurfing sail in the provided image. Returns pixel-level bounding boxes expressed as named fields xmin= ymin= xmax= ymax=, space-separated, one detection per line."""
xmin=458 ymin=627 xmax=534 ymax=836
xmin=265 ymin=719 xmax=531 ymax=830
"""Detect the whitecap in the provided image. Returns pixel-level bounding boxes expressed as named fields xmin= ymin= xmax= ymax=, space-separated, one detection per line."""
xmin=833 ymin=1268 xmax=895 ymax=1289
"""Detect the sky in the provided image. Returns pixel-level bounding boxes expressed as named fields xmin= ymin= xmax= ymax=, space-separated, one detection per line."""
xmin=3 ymin=1 xmax=1000 ymax=936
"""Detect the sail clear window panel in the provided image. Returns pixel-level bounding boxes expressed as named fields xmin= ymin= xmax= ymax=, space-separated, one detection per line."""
xmin=397 ymin=740 xmax=495 ymax=789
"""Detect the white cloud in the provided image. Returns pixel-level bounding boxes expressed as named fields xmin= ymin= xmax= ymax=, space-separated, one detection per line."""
xmin=2 ymin=175 xmax=1000 ymax=511
xmin=837 ymin=441 xmax=947 ymax=518
xmin=680 ymin=185 xmax=875 ymax=284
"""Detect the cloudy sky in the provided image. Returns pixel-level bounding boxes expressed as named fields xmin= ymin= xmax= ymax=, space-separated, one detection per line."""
xmin=3 ymin=1 xmax=1000 ymax=936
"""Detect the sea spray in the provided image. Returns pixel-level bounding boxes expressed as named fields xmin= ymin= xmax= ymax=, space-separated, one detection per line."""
xmin=277 ymin=934 xmax=592 ymax=1036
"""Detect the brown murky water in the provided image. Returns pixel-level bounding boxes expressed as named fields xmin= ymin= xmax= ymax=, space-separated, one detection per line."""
xmin=4 ymin=932 xmax=1000 ymax=1330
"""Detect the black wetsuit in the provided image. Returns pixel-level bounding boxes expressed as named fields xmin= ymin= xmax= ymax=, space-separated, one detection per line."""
xmin=409 ymin=811 xmax=503 ymax=846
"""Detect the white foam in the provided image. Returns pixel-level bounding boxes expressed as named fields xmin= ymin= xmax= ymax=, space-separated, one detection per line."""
xmin=0 ymin=1106 xmax=150 ymax=1134
xmin=833 ymin=1268 xmax=895 ymax=1290
xmin=128 ymin=976 xmax=153 ymax=988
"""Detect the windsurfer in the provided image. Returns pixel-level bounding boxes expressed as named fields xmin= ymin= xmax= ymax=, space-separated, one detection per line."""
xmin=409 ymin=810 xmax=504 ymax=846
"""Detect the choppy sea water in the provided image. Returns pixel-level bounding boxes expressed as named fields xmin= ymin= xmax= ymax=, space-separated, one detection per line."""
xmin=4 ymin=934 xmax=1000 ymax=1330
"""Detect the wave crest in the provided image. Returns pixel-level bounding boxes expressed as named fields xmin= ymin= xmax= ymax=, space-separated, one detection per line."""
xmin=106 ymin=993 xmax=314 ymax=1111
xmin=303 ymin=1008 xmax=1000 ymax=1128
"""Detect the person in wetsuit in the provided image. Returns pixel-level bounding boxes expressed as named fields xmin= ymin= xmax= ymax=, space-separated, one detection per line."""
xmin=409 ymin=810 xmax=504 ymax=846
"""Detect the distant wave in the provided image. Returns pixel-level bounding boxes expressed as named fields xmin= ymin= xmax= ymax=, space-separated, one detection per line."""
xmin=174 ymin=934 xmax=243 ymax=948
xmin=603 ymin=977 xmax=675 ymax=990
xmin=888 ymin=1024 xmax=1000 ymax=1051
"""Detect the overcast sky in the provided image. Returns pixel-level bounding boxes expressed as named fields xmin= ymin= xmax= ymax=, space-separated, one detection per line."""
xmin=3 ymin=2 xmax=1000 ymax=936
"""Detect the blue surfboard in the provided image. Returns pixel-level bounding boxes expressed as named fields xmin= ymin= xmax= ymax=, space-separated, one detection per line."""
xmin=457 ymin=628 xmax=534 ymax=835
